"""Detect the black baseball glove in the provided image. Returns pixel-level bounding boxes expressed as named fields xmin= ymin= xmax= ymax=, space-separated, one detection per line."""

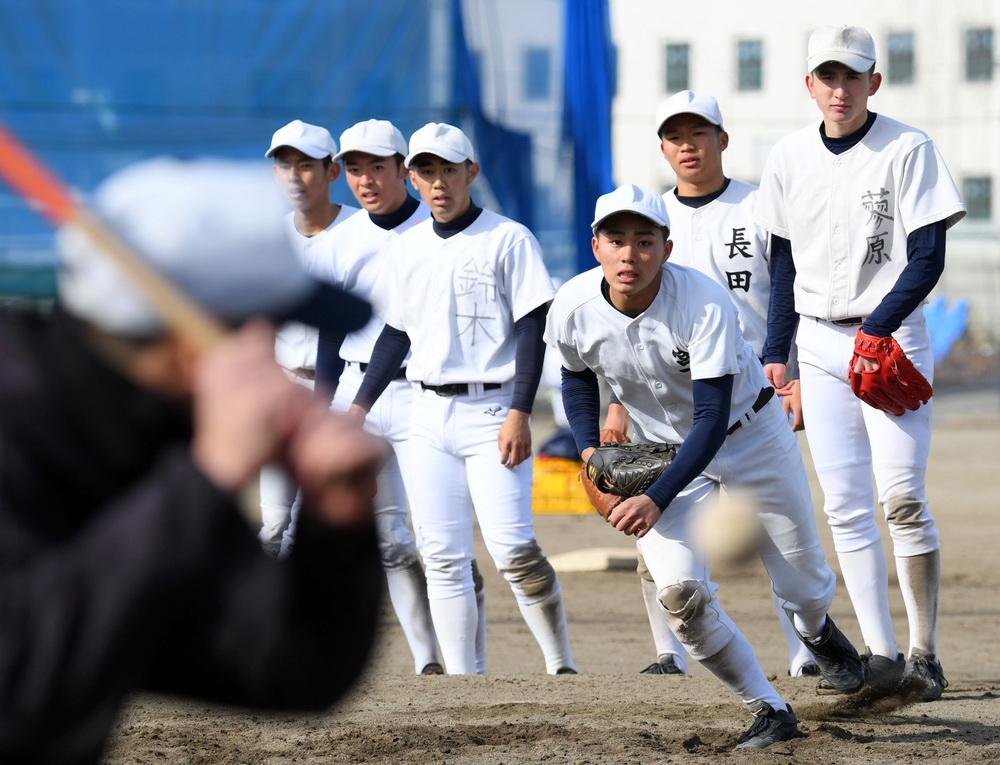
xmin=585 ymin=442 xmax=678 ymax=499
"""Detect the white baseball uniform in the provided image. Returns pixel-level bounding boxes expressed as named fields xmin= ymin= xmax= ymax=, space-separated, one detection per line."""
xmin=302 ymin=198 xmax=453 ymax=674
xmin=259 ymin=205 xmax=360 ymax=558
xmin=545 ymin=263 xmax=836 ymax=707
xmin=664 ymin=181 xmax=771 ymax=355
xmin=755 ymin=113 xmax=966 ymax=661
xmin=373 ymin=207 xmax=575 ymax=675
xmin=660 ymin=180 xmax=815 ymax=676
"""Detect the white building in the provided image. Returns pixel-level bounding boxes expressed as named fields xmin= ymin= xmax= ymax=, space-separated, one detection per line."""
xmin=609 ymin=0 xmax=1000 ymax=349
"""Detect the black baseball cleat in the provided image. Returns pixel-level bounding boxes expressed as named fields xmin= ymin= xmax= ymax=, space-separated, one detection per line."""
xmin=735 ymin=701 xmax=801 ymax=749
xmin=863 ymin=649 xmax=905 ymax=686
xmin=904 ymin=651 xmax=948 ymax=701
xmin=640 ymin=655 xmax=685 ymax=675
xmin=420 ymin=662 xmax=445 ymax=675
xmin=817 ymin=648 xmax=904 ymax=694
xmin=555 ymin=667 xmax=578 ymax=675
xmin=798 ymin=616 xmax=865 ymax=695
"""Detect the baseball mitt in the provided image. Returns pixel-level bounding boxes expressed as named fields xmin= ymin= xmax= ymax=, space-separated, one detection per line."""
xmin=586 ymin=441 xmax=678 ymax=500
xmin=848 ymin=330 xmax=933 ymax=416
xmin=579 ymin=429 xmax=629 ymax=519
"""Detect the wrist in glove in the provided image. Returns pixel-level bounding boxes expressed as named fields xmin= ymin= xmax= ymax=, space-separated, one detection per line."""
xmin=580 ymin=440 xmax=679 ymax=521
xmin=848 ymin=329 xmax=932 ymax=416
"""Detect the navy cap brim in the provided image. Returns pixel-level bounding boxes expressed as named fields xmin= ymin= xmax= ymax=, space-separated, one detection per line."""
xmin=276 ymin=282 xmax=372 ymax=333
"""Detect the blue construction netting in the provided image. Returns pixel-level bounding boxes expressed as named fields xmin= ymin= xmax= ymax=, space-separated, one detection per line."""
xmin=0 ymin=0 xmax=612 ymax=299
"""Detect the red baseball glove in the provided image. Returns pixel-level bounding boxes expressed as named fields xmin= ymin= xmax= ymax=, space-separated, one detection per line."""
xmin=579 ymin=428 xmax=628 ymax=520
xmin=848 ymin=330 xmax=933 ymax=416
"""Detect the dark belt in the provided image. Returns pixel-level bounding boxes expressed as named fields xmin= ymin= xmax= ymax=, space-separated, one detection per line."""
xmin=727 ymin=387 xmax=775 ymax=435
xmin=421 ymin=381 xmax=503 ymax=396
xmin=351 ymin=361 xmax=408 ymax=380
xmin=831 ymin=317 xmax=864 ymax=327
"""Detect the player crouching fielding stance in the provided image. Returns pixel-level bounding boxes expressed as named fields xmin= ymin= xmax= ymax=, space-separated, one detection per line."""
xmin=544 ymin=185 xmax=864 ymax=748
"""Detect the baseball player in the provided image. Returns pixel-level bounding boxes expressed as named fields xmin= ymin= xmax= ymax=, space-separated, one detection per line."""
xmin=545 ymin=183 xmax=865 ymax=748
xmin=756 ymin=25 xmax=967 ymax=700
xmin=258 ymin=120 xmax=359 ymax=558
xmin=610 ymin=90 xmax=816 ymax=679
xmin=350 ymin=123 xmax=576 ymax=676
xmin=309 ymin=118 xmax=450 ymax=676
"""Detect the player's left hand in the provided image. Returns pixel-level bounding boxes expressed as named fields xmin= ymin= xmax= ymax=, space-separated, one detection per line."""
xmin=498 ymin=409 xmax=532 ymax=467
xmin=779 ymin=379 xmax=804 ymax=431
xmin=607 ymin=494 xmax=661 ymax=538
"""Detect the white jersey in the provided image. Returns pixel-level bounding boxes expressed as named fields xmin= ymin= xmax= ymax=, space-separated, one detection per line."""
xmin=308 ymin=199 xmax=431 ymax=364
xmin=274 ymin=204 xmax=361 ymax=371
xmin=755 ymin=114 xmax=966 ymax=321
xmin=544 ymin=264 xmax=766 ymax=445
xmin=663 ymin=179 xmax=770 ymax=357
xmin=380 ymin=208 xmax=555 ymax=385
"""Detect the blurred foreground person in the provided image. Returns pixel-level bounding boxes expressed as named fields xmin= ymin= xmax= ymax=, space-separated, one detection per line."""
xmin=0 ymin=158 xmax=385 ymax=764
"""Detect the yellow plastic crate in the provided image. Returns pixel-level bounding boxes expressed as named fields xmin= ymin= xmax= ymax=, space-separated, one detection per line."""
xmin=532 ymin=457 xmax=595 ymax=515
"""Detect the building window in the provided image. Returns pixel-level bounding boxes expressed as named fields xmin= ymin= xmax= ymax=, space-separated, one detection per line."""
xmin=737 ymin=40 xmax=763 ymax=91
xmin=963 ymin=177 xmax=992 ymax=220
xmin=887 ymin=32 xmax=915 ymax=84
xmin=966 ymin=28 xmax=994 ymax=81
xmin=665 ymin=43 xmax=689 ymax=93
xmin=524 ymin=48 xmax=551 ymax=101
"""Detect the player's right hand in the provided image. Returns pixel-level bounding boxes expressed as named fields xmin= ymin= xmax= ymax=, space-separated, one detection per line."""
xmin=607 ymin=494 xmax=661 ymax=539
xmin=287 ymin=409 xmax=385 ymax=530
xmin=763 ymin=362 xmax=795 ymax=396
xmin=191 ymin=320 xmax=312 ymax=493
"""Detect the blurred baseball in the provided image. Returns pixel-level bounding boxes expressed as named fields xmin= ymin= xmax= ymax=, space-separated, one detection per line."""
xmin=691 ymin=491 xmax=762 ymax=567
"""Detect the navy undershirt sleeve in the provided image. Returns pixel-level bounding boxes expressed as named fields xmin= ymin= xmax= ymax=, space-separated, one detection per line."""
xmin=762 ymin=235 xmax=799 ymax=366
xmin=353 ymin=325 xmax=410 ymax=411
xmin=644 ymin=375 xmax=732 ymax=511
xmin=314 ymin=328 xmax=346 ymax=397
xmin=862 ymin=221 xmax=946 ymax=337
xmin=511 ymin=304 xmax=548 ymax=413
xmin=561 ymin=366 xmax=602 ymax=456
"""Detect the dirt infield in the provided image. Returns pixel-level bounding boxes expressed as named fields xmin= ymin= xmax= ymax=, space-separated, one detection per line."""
xmin=102 ymin=388 xmax=1000 ymax=764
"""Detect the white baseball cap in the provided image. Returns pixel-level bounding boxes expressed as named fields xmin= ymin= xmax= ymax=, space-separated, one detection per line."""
xmin=807 ymin=25 xmax=876 ymax=73
xmin=655 ymin=90 xmax=724 ymax=136
xmin=405 ymin=123 xmax=476 ymax=167
xmin=57 ymin=157 xmax=370 ymax=338
xmin=591 ymin=184 xmax=671 ymax=232
xmin=333 ymin=119 xmax=408 ymax=162
xmin=265 ymin=119 xmax=338 ymax=159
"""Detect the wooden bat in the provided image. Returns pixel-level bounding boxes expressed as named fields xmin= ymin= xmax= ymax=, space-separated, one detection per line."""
xmin=0 ymin=121 xmax=226 ymax=349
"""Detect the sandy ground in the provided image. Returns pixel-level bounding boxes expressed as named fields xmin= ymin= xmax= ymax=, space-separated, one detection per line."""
xmin=102 ymin=382 xmax=1000 ymax=764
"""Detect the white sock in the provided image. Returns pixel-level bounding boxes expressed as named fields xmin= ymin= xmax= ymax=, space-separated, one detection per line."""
xmin=516 ymin=586 xmax=575 ymax=674
xmin=428 ymin=592 xmax=479 ymax=674
xmin=700 ymin=635 xmax=786 ymax=711
xmin=384 ymin=560 xmax=439 ymax=673
xmin=772 ymin=590 xmax=817 ymax=675
xmin=896 ymin=549 xmax=941 ymax=656
xmin=640 ymin=577 xmax=688 ymax=672
xmin=474 ymin=570 xmax=487 ymax=675
xmin=837 ymin=541 xmax=898 ymax=658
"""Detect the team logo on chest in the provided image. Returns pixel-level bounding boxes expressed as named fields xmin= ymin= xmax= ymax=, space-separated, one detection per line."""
xmin=672 ymin=347 xmax=690 ymax=373
xmin=861 ymin=187 xmax=894 ymax=266
xmin=455 ymin=258 xmax=498 ymax=345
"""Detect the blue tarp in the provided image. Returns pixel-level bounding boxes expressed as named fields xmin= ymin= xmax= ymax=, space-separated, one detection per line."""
xmin=0 ymin=0 xmax=550 ymax=290
xmin=562 ymin=0 xmax=615 ymax=274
